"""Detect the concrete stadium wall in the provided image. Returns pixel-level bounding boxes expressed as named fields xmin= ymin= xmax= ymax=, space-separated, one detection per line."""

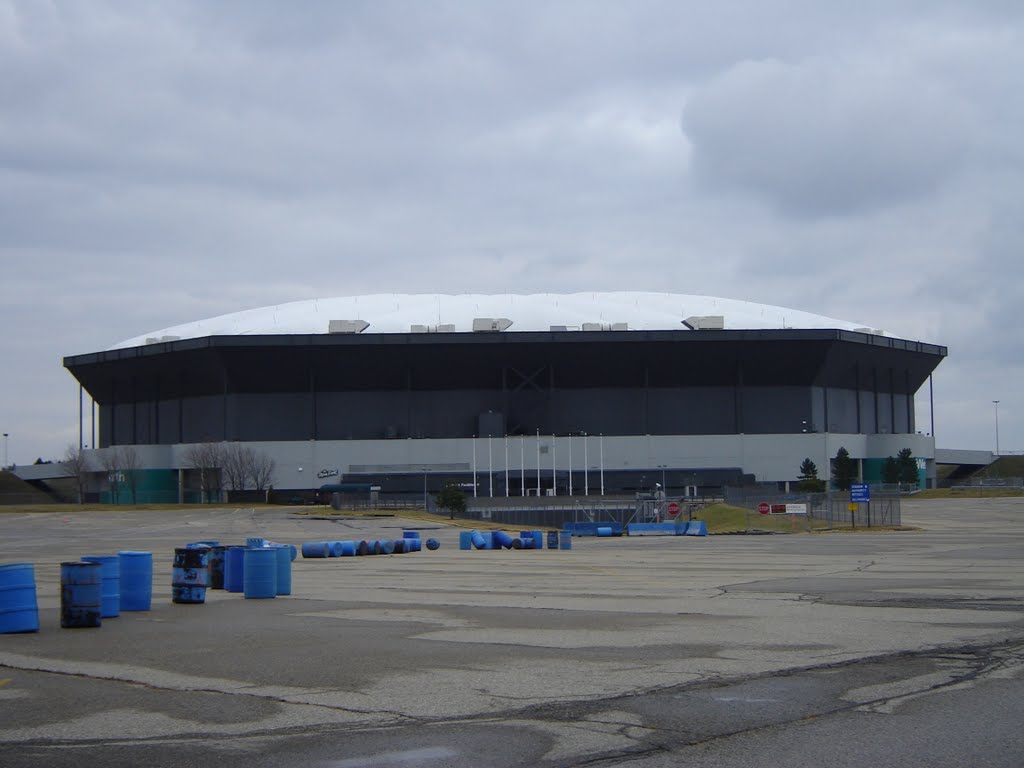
xmin=69 ymin=431 xmax=936 ymax=492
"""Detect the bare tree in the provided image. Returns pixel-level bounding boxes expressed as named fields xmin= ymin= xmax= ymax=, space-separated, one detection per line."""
xmin=245 ymin=449 xmax=276 ymax=493
xmin=100 ymin=447 xmax=125 ymax=504
xmin=182 ymin=443 xmax=226 ymax=503
xmin=120 ymin=446 xmax=142 ymax=505
xmin=222 ymin=442 xmax=250 ymax=492
xmin=61 ymin=444 xmax=91 ymax=504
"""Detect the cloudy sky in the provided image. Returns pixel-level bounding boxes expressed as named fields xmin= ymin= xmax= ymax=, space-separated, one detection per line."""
xmin=2 ymin=0 xmax=1021 ymax=464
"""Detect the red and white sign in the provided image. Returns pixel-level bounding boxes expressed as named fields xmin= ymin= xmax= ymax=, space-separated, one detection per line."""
xmin=758 ymin=502 xmax=770 ymax=515
xmin=666 ymin=501 xmax=681 ymax=518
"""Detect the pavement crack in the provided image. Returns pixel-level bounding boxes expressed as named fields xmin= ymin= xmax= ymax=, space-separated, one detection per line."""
xmin=0 ymin=656 xmax=421 ymax=726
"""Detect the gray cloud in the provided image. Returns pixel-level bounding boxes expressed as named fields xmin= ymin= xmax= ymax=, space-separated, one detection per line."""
xmin=683 ymin=55 xmax=976 ymax=216
xmin=1 ymin=1 xmax=1022 ymax=462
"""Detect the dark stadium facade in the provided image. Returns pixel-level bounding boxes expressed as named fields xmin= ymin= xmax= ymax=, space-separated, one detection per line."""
xmin=63 ymin=326 xmax=946 ymax=501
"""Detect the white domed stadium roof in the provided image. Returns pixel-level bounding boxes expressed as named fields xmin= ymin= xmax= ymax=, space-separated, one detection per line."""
xmin=112 ymin=292 xmax=881 ymax=350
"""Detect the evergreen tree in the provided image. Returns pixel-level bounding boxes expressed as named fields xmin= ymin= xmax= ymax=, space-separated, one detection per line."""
xmin=832 ymin=446 xmax=858 ymax=491
xmin=435 ymin=482 xmax=467 ymax=519
xmin=896 ymin=448 xmax=920 ymax=487
xmin=798 ymin=458 xmax=825 ymax=492
xmin=882 ymin=456 xmax=901 ymax=485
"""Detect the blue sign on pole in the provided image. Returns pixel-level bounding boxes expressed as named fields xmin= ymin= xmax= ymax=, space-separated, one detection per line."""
xmin=850 ymin=483 xmax=870 ymax=503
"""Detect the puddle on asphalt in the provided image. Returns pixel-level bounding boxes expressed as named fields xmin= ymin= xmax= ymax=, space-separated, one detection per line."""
xmin=327 ymin=746 xmax=458 ymax=767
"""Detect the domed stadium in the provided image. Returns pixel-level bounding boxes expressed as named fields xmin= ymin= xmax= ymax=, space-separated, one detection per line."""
xmin=64 ymin=292 xmax=946 ymax=503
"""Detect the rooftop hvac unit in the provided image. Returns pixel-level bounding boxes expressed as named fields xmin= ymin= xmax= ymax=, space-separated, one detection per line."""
xmin=145 ymin=335 xmax=181 ymax=345
xmin=682 ymin=315 xmax=725 ymax=330
xmin=328 ymin=319 xmax=369 ymax=334
xmin=854 ymin=327 xmax=885 ymax=336
xmin=410 ymin=324 xmax=457 ymax=333
xmin=582 ymin=322 xmax=629 ymax=331
xmin=472 ymin=317 xmax=513 ymax=332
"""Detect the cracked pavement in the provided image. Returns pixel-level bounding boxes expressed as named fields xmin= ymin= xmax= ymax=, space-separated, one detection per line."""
xmin=1 ymin=497 xmax=1022 ymax=766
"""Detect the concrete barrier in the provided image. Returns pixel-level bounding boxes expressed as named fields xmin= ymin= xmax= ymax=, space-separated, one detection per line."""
xmin=683 ymin=520 xmax=708 ymax=536
xmin=563 ymin=522 xmax=624 ymax=537
xmin=627 ymin=522 xmax=679 ymax=536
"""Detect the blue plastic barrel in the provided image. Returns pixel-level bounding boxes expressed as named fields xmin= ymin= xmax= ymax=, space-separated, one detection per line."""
xmin=329 ymin=541 xmax=344 ymax=557
xmin=379 ymin=540 xmax=396 ymax=555
xmin=208 ymin=546 xmax=228 ymax=589
xmin=118 ymin=551 xmax=152 ymax=611
xmin=289 ymin=544 xmax=298 ymax=561
xmin=243 ymin=547 xmax=277 ymax=599
xmin=273 ymin=544 xmax=292 ymax=596
xmin=0 ymin=563 xmax=39 ymax=633
xmin=61 ymin=561 xmax=102 ymax=628
xmin=393 ymin=539 xmax=407 ymax=554
xmin=408 ymin=537 xmax=422 ymax=552
xmin=547 ymin=531 xmax=559 ymax=549
xmin=301 ymin=541 xmax=330 ymax=558
xmin=81 ymin=555 xmax=120 ymax=618
xmin=596 ymin=526 xmax=613 ymax=537
xmin=336 ymin=541 xmax=355 ymax=557
xmin=356 ymin=540 xmax=370 ymax=555
xmin=459 ymin=531 xmax=473 ymax=550
xmin=172 ymin=547 xmax=209 ymax=604
xmin=558 ymin=530 xmax=573 ymax=550
xmin=493 ymin=531 xmax=515 ymax=549
xmin=402 ymin=530 xmax=420 ymax=539
xmin=246 ymin=537 xmax=265 ymax=549
xmin=426 ymin=538 xmax=440 ymax=550
xmin=470 ymin=530 xmax=488 ymax=549
xmin=225 ymin=546 xmax=245 ymax=592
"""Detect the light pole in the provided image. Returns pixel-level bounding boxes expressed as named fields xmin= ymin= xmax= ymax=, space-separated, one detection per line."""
xmin=422 ymin=467 xmax=429 ymax=511
xmin=2 ymin=433 xmax=7 ymax=469
xmin=993 ymin=400 xmax=1001 ymax=456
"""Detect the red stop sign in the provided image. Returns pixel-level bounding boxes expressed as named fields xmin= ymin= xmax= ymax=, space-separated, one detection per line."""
xmin=666 ymin=501 xmax=681 ymax=517
xmin=758 ymin=502 xmax=770 ymax=514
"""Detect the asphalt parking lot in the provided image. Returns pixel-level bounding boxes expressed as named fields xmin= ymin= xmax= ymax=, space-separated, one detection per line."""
xmin=1 ymin=498 xmax=1022 ymax=767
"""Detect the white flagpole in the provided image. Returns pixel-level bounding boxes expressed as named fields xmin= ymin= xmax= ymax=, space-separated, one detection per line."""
xmin=584 ymin=433 xmax=589 ymax=496
xmin=600 ymin=433 xmax=605 ymax=496
xmin=568 ymin=434 xmax=573 ymax=497
xmin=488 ymin=436 xmax=493 ymax=497
xmin=472 ymin=436 xmax=478 ymax=497
xmin=551 ymin=435 xmax=556 ymax=496
xmin=536 ymin=429 xmax=541 ymax=496
xmin=521 ymin=435 xmax=525 ymax=496
xmin=504 ymin=435 xmax=509 ymax=497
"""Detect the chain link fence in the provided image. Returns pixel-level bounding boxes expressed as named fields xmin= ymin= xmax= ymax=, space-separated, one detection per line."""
xmin=723 ymin=487 xmax=901 ymax=530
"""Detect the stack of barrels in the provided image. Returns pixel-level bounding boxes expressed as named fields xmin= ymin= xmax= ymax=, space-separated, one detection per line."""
xmin=459 ymin=529 xmax=555 ymax=550
xmin=1 ymin=535 xmax=298 ymax=633
xmin=0 ymin=551 xmax=154 ymax=633
xmin=300 ymin=530 xmax=437 ymax=558
xmin=60 ymin=551 xmax=155 ymax=629
xmin=188 ymin=540 xmax=294 ymax=602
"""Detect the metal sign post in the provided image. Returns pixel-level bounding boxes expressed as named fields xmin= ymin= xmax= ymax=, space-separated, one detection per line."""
xmin=850 ymin=484 xmax=870 ymax=528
